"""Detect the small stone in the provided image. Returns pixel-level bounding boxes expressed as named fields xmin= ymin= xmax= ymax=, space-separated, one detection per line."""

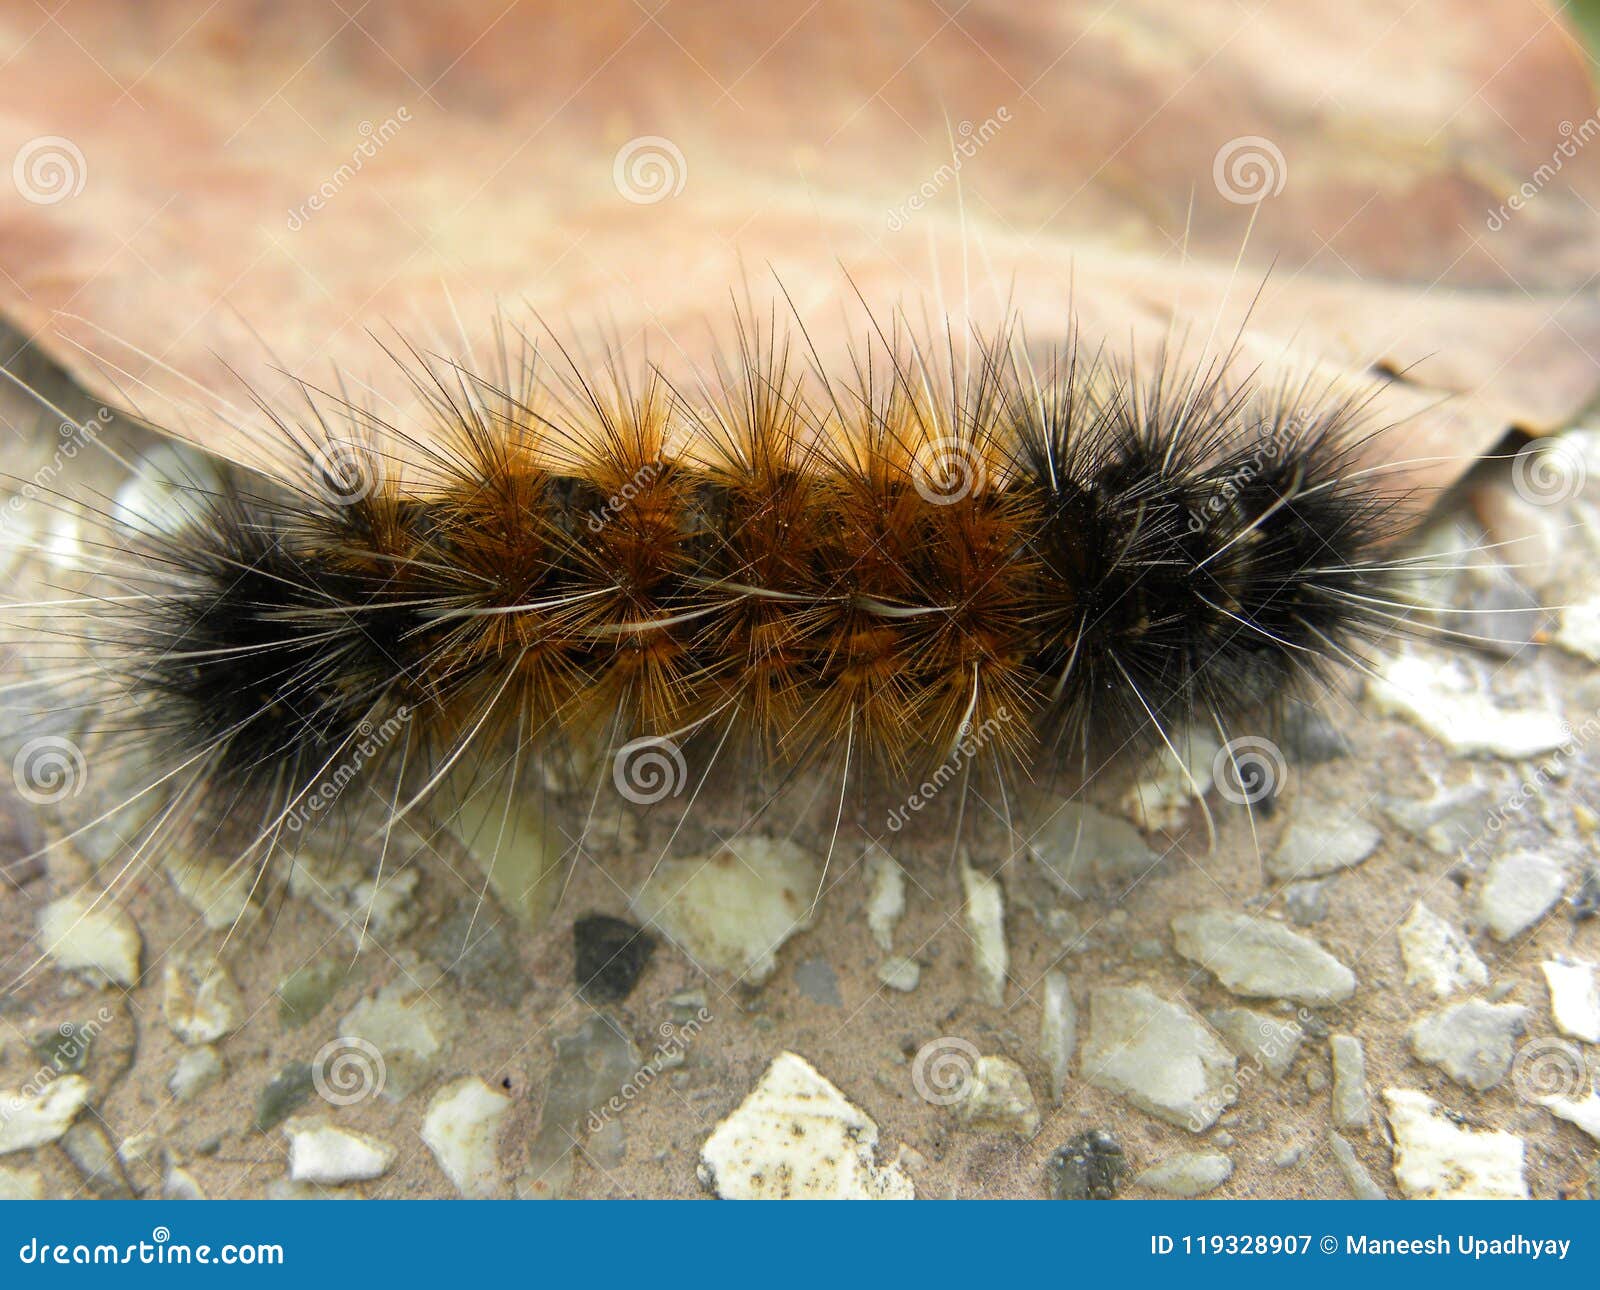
xmin=284 ymin=1118 xmax=394 ymax=1184
xmin=162 ymin=951 xmax=244 ymax=1046
xmin=1397 ymin=903 xmax=1488 ymax=999
xmin=1381 ymin=783 xmax=1490 ymax=857
xmin=1047 ymin=1130 xmax=1127 ymax=1199
xmin=1040 ymin=970 xmax=1077 ymax=1102
xmin=118 ymin=1132 xmax=164 ymax=1196
xmin=255 ymin=1063 xmax=315 ymax=1132
xmin=1541 ymin=959 xmax=1600 ymax=1043
xmin=955 ymin=1056 xmax=1040 ymax=1136
xmin=0 ymin=1166 xmax=46 ymax=1199
xmin=1306 ymin=1067 xmax=1330 ymax=1093
xmin=1268 ymin=804 xmax=1380 ymax=881
xmin=697 ymin=1052 xmax=913 ymax=1199
xmin=1205 ymin=1007 xmax=1304 ymax=1079
xmin=1540 ymin=1091 xmax=1600 ymax=1143
xmin=0 ymin=1076 xmax=90 ymax=1154
xmin=1328 ymin=1132 xmax=1387 ymax=1199
xmin=1172 ymin=909 xmax=1356 ymax=1006
xmin=877 ymin=957 xmax=920 ymax=992
xmin=1384 ymin=1088 xmax=1528 ymax=1199
xmin=36 ymin=895 xmax=141 ymax=986
xmin=1571 ymin=867 xmax=1600 ymax=920
xmin=522 ymin=1014 xmax=641 ymax=1199
xmin=1478 ymin=851 xmax=1569 ymax=941
xmin=276 ymin=959 xmax=350 ymax=1028
xmin=631 ymin=835 xmax=818 ymax=985
xmin=1027 ymin=802 xmax=1163 ymax=895
xmin=1366 ymin=651 xmax=1565 ymax=759
xmin=794 ymin=956 xmax=841 ymax=1007
xmin=1081 ymin=986 xmax=1237 ymax=1131
xmin=422 ymin=1077 xmax=511 ymax=1198
xmin=61 ymin=1121 xmax=133 ymax=1197
xmin=169 ymin=1046 xmax=223 ymax=1103
xmin=165 ymin=857 xmax=258 ymax=932
xmin=1329 ymin=1035 xmax=1369 ymax=1130
xmin=960 ymin=859 xmax=1007 ymax=1006
xmin=864 ymin=846 xmax=906 ymax=952
xmin=424 ymin=911 xmax=528 ymax=1007
xmin=1283 ymin=881 xmax=1330 ymax=926
xmin=573 ymin=914 xmax=654 ymax=1003
xmin=163 ymin=1166 xmax=206 ymax=1200
xmin=1273 ymin=1143 xmax=1304 ymax=1168
xmin=1408 ymin=1001 xmax=1529 ymax=1091
xmin=1556 ymin=595 xmax=1600 ymax=663
xmin=288 ymin=858 xmax=420 ymax=949
xmin=1280 ymin=703 xmax=1351 ymax=763
xmin=1134 ymin=1150 xmax=1233 ymax=1197
xmin=1118 ymin=730 xmax=1218 ymax=832
xmin=338 ymin=982 xmax=450 ymax=1100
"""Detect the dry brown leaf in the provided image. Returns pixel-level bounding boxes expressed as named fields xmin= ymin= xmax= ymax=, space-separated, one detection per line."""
xmin=0 ymin=0 xmax=1597 ymax=495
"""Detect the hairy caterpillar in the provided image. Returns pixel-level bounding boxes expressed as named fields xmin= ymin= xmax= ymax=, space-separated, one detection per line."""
xmin=2 ymin=305 xmax=1422 ymax=946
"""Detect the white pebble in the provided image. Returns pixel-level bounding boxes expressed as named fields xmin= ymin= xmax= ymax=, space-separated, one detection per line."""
xmin=1477 ymin=851 xmax=1568 ymax=941
xmin=168 ymin=1046 xmax=223 ymax=1103
xmin=863 ymin=846 xmax=906 ymax=953
xmin=0 ymin=1077 xmax=90 ymax=1155
xmin=876 ymin=957 xmax=920 ymax=992
xmin=631 ymin=835 xmax=818 ymax=985
xmin=1397 ymin=903 xmax=1488 ymax=998
xmin=421 ymin=1077 xmax=511 ymax=1198
xmin=162 ymin=950 xmax=244 ymax=1045
xmin=959 ymin=859 xmax=1007 ymax=1007
xmin=1540 ymin=1091 xmax=1600 ymax=1143
xmin=1367 ymin=651 xmax=1565 ymax=759
xmin=955 ymin=1056 xmax=1040 ymax=1136
xmin=1039 ymin=970 xmax=1077 ymax=1103
xmin=1134 ymin=1150 xmax=1233 ymax=1197
xmin=36 ymin=895 xmax=142 ymax=987
xmin=1268 ymin=803 xmax=1380 ymax=881
xmin=1541 ymin=959 xmax=1600 ymax=1043
xmin=697 ymin=1052 xmax=913 ymax=1199
xmin=0 ymin=1165 xmax=46 ymax=1199
xmin=1384 ymin=1088 xmax=1528 ymax=1199
xmin=284 ymin=1119 xmax=394 ymax=1185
